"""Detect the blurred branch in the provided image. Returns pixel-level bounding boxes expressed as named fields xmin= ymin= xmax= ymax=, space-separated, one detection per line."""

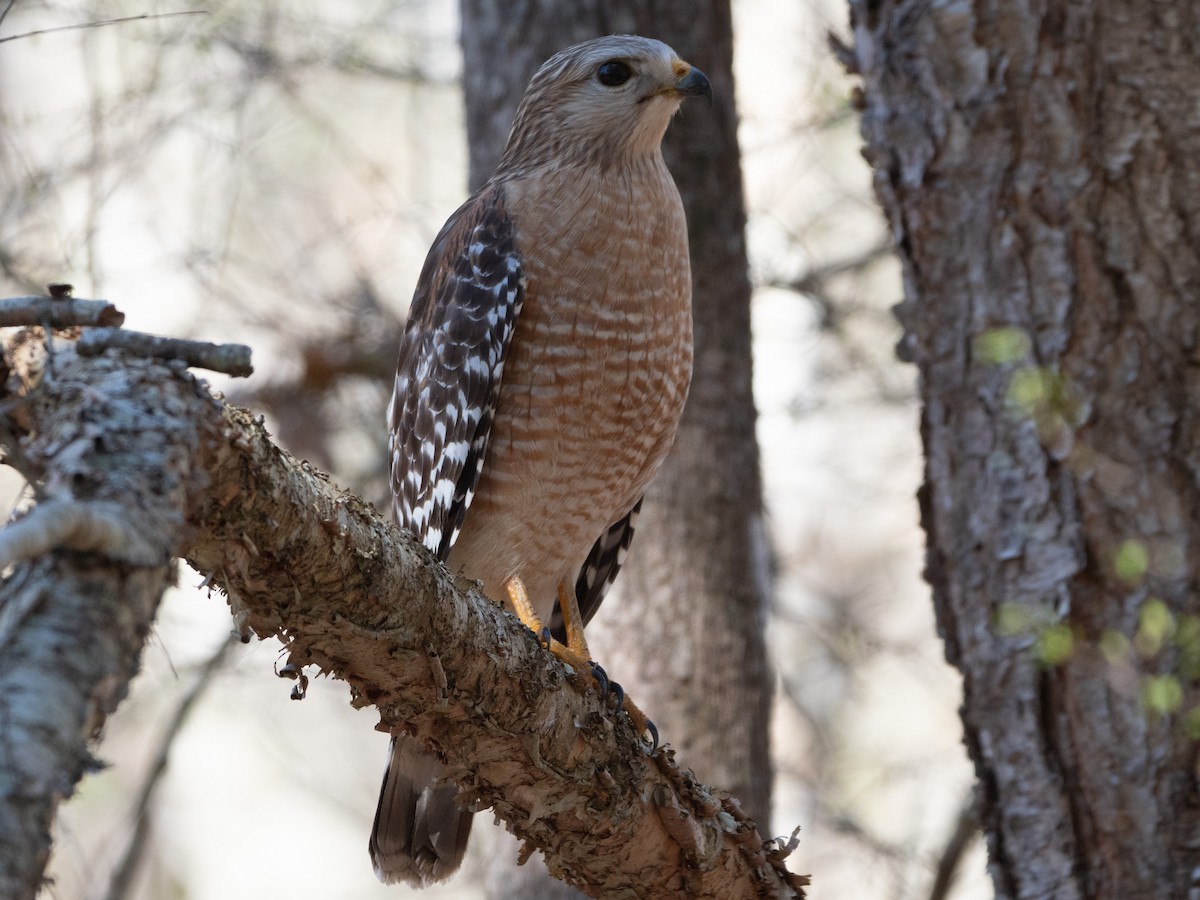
xmin=762 ymin=239 xmax=893 ymax=335
xmin=77 ymin=328 xmax=253 ymax=377
xmin=99 ymin=635 xmax=238 ymax=900
xmin=775 ymin=240 xmax=893 ymax=296
xmin=0 ymin=249 xmax=42 ymax=296
xmin=927 ymin=794 xmax=980 ymax=900
xmin=0 ymin=324 xmax=806 ymax=900
xmin=0 ymin=11 xmax=208 ymax=45
xmin=0 ymin=296 xmax=124 ymax=328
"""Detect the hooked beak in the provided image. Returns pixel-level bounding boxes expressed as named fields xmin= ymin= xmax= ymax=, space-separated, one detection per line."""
xmin=673 ymin=64 xmax=713 ymax=105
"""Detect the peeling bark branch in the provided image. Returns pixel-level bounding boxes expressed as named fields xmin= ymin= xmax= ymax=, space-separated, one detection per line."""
xmin=0 ymin=295 xmax=125 ymax=328
xmin=0 ymin=338 xmax=193 ymax=900
xmin=77 ymin=328 xmax=253 ymax=377
xmin=0 ymin=328 xmax=805 ymax=900
xmin=0 ymin=500 xmax=161 ymax=571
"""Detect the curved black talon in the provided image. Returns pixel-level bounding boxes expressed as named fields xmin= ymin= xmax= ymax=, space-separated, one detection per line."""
xmin=589 ymin=662 xmax=625 ymax=708
xmin=589 ymin=661 xmax=610 ymax=695
xmin=538 ymin=626 xmax=553 ymax=650
xmin=606 ymin=679 xmax=625 ymax=710
xmin=644 ymin=717 xmax=660 ymax=751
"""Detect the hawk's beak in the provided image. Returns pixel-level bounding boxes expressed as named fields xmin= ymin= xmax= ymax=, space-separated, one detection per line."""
xmin=673 ymin=64 xmax=713 ymax=105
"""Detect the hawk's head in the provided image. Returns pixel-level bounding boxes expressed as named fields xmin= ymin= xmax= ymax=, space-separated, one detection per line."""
xmin=499 ymin=35 xmax=712 ymax=173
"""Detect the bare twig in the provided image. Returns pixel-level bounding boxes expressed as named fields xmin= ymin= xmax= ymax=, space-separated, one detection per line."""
xmin=928 ymin=794 xmax=980 ymax=900
xmin=0 ymin=296 xmax=125 ymax=328
xmin=768 ymin=240 xmax=893 ymax=296
xmin=99 ymin=636 xmax=237 ymax=900
xmin=0 ymin=10 xmax=208 ymax=45
xmin=828 ymin=30 xmax=858 ymax=75
xmin=77 ymin=328 xmax=253 ymax=377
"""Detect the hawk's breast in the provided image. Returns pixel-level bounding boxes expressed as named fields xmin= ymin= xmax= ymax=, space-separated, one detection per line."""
xmin=446 ymin=158 xmax=693 ymax=621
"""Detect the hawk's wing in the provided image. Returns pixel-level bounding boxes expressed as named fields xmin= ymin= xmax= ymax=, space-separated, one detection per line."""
xmin=550 ymin=498 xmax=644 ymax=639
xmin=388 ymin=185 xmax=523 ymax=561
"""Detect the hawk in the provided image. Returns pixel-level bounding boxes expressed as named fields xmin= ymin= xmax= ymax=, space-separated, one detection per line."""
xmin=372 ymin=34 xmax=711 ymax=887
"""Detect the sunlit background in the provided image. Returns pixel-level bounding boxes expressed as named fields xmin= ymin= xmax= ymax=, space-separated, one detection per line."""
xmin=2 ymin=1 xmax=989 ymax=897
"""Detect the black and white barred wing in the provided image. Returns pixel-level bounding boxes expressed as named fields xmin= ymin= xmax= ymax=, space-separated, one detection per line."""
xmin=388 ymin=186 xmax=523 ymax=561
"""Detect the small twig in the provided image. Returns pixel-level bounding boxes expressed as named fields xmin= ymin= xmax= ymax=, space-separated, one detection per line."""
xmin=98 ymin=635 xmax=237 ymax=900
xmin=769 ymin=240 xmax=894 ymax=296
xmin=828 ymin=30 xmax=858 ymax=75
xmin=0 ymin=296 xmax=125 ymax=328
xmin=928 ymin=793 xmax=980 ymax=900
xmin=0 ymin=10 xmax=207 ymax=44
xmin=77 ymin=328 xmax=253 ymax=377
xmin=720 ymin=796 xmax=811 ymax=895
xmin=0 ymin=0 xmax=16 ymax=34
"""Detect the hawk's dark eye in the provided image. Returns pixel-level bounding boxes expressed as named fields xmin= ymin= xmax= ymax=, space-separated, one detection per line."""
xmin=596 ymin=60 xmax=632 ymax=86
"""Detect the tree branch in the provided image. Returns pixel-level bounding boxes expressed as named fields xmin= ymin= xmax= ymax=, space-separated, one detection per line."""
xmin=100 ymin=636 xmax=238 ymax=900
xmin=0 ymin=295 xmax=125 ymax=328
xmin=77 ymin=327 xmax=253 ymax=377
xmin=0 ymin=11 xmax=208 ymax=45
xmin=0 ymin=339 xmax=195 ymax=900
xmin=0 ymin=325 xmax=806 ymax=899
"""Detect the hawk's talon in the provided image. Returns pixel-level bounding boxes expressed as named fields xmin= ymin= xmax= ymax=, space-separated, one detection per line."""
xmin=589 ymin=661 xmax=610 ymax=695
xmin=643 ymin=717 xmax=660 ymax=750
xmin=588 ymin=661 xmax=626 ymax=709
xmin=606 ymin=678 xmax=625 ymax=710
xmin=524 ymin=577 xmax=660 ymax=748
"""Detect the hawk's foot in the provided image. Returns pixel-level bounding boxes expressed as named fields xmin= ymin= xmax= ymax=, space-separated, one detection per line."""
xmin=558 ymin=580 xmax=657 ymax=747
xmin=501 ymin=576 xmax=658 ymax=747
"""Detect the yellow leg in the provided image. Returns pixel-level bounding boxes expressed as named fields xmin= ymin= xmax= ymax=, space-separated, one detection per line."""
xmin=504 ymin=576 xmax=590 ymax=672
xmin=555 ymin=578 xmax=655 ymax=743
xmin=554 ymin=578 xmax=591 ymax=660
xmin=503 ymin=575 xmax=656 ymax=744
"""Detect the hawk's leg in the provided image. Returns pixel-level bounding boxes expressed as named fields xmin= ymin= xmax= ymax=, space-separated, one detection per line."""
xmin=553 ymin=578 xmax=655 ymax=744
xmin=503 ymin=576 xmax=655 ymax=744
xmin=504 ymin=577 xmax=590 ymax=673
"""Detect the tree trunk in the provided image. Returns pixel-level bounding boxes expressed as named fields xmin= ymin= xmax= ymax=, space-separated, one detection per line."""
xmin=850 ymin=1 xmax=1200 ymax=896
xmin=460 ymin=4 xmax=771 ymax=896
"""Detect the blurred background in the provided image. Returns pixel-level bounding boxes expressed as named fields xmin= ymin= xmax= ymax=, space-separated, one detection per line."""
xmin=1 ymin=1 xmax=988 ymax=897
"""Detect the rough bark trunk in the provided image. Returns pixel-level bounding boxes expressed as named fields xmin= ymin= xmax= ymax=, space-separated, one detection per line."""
xmin=0 ymin=345 xmax=186 ymax=900
xmin=460 ymin=4 xmax=772 ymax=896
xmin=850 ymin=1 xmax=1200 ymax=897
xmin=0 ymin=327 xmax=802 ymax=899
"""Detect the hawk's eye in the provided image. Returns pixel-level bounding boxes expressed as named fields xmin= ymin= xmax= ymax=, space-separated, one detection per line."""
xmin=596 ymin=60 xmax=632 ymax=86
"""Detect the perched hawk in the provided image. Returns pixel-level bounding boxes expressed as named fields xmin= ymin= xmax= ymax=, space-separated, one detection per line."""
xmin=372 ymin=34 xmax=710 ymax=887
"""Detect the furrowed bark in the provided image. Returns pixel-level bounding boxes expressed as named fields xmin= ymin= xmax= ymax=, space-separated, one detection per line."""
xmin=850 ymin=1 xmax=1200 ymax=896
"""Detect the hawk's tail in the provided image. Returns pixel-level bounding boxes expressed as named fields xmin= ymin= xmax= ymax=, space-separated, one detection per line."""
xmin=369 ymin=734 xmax=473 ymax=886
